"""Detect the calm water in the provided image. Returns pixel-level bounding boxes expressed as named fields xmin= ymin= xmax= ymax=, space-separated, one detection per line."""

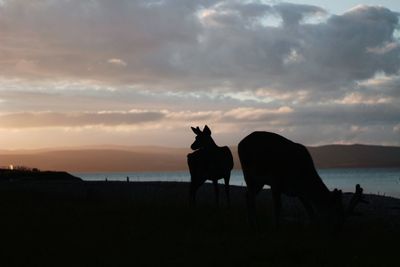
xmin=74 ymin=168 xmax=400 ymax=198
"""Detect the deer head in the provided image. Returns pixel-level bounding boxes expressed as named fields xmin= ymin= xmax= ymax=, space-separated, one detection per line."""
xmin=190 ymin=125 xmax=214 ymax=150
xmin=330 ymin=185 xmax=367 ymax=228
xmin=346 ymin=184 xmax=368 ymax=216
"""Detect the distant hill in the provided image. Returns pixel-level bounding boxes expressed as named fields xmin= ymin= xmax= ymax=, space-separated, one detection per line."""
xmin=308 ymin=144 xmax=400 ymax=169
xmin=0 ymin=147 xmax=189 ymax=172
xmin=0 ymin=144 xmax=399 ymax=172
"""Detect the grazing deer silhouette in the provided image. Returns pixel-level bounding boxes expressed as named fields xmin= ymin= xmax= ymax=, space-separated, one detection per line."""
xmin=187 ymin=125 xmax=234 ymax=206
xmin=238 ymin=131 xmax=366 ymax=228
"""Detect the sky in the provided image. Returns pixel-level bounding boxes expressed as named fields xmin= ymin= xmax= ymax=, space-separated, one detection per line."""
xmin=0 ymin=0 xmax=399 ymax=149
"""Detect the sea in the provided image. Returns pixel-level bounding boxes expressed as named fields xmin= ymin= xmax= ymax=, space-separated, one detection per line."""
xmin=73 ymin=168 xmax=400 ymax=199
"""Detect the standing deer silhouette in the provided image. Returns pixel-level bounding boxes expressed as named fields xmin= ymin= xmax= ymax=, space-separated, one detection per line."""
xmin=187 ymin=125 xmax=234 ymax=206
xmin=238 ymin=131 xmax=366 ymax=228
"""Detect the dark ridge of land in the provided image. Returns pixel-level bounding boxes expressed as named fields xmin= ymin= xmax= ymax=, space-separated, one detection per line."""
xmin=308 ymin=144 xmax=400 ymax=168
xmin=0 ymin=168 xmax=82 ymax=182
xmin=0 ymin=180 xmax=399 ymax=266
xmin=1 ymin=144 xmax=400 ymax=172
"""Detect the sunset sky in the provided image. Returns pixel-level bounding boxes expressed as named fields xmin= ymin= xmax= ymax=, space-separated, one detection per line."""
xmin=0 ymin=0 xmax=399 ymax=149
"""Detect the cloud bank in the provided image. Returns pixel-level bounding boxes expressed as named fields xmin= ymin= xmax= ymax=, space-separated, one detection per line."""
xmin=0 ymin=0 xmax=399 ymax=147
xmin=0 ymin=1 xmax=398 ymax=92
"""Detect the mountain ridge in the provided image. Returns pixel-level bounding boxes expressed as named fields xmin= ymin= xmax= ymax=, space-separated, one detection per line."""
xmin=0 ymin=144 xmax=399 ymax=172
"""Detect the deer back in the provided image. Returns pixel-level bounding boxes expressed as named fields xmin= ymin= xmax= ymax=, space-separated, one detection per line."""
xmin=239 ymin=131 xmax=330 ymax=202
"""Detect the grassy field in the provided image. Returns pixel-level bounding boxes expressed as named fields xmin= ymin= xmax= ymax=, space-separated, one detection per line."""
xmin=0 ymin=181 xmax=399 ymax=266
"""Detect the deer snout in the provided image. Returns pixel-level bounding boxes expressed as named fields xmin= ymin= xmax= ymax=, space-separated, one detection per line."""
xmin=190 ymin=143 xmax=197 ymax=150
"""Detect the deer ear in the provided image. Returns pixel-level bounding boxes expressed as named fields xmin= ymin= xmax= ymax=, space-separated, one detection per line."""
xmin=191 ymin=127 xmax=201 ymax=135
xmin=203 ymin=125 xmax=211 ymax=135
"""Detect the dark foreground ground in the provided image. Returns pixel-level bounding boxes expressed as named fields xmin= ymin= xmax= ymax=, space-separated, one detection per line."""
xmin=0 ymin=180 xmax=399 ymax=267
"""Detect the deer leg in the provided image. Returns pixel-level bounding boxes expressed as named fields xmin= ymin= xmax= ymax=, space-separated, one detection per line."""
xmin=189 ymin=180 xmax=199 ymax=207
xmin=246 ymin=189 xmax=257 ymax=228
xmin=213 ymin=179 xmax=219 ymax=206
xmin=299 ymin=196 xmax=315 ymax=222
xmin=272 ymin=187 xmax=282 ymax=228
xmin=246 ymin=182 xmax=263 ymax=229
xmin=224 ymin=175 xmax=231 ymax=207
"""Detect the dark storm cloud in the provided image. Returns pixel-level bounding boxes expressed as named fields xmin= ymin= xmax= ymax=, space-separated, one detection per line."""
xmin=191 ymin=3 xmax=400 ymax=92
xmin=274 ymin=2 xmax=326 ymax=26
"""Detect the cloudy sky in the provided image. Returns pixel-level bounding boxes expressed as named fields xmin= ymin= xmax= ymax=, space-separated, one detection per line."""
xmin=0 ymin=0 xmax=399 ymax=149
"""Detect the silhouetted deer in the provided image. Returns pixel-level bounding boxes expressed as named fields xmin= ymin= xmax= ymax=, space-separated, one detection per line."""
xmin=187 ymin=125 xmax=234 ymax=206
xmin=238 ymin=131 xmax=366 ymax=228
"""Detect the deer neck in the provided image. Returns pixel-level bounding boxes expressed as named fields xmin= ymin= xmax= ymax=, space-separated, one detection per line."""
xmin=311 ymin=188 xmax=332 ymax=206
xmin=306 ymin=173 xmax=332 ymax=207
xmin=204 ymin=138 xmax=218 ymax=150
